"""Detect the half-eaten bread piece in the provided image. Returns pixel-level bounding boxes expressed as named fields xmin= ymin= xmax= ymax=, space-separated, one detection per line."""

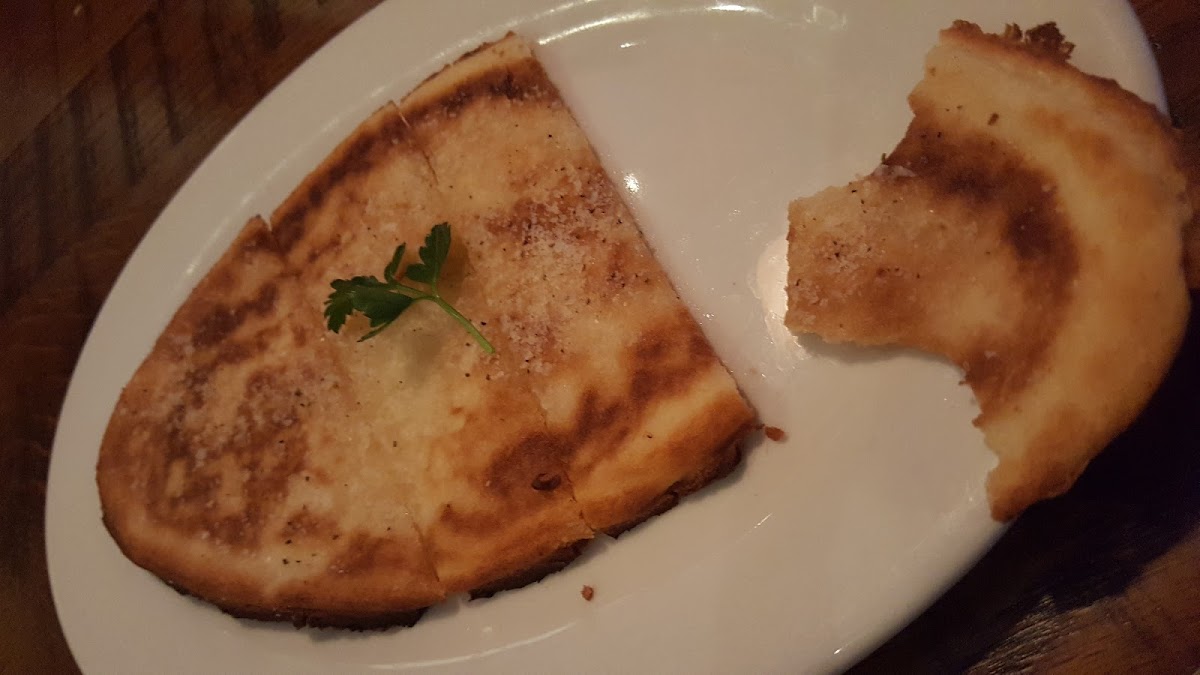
xmin=785 ymin=22 xmax=1193 ymax=520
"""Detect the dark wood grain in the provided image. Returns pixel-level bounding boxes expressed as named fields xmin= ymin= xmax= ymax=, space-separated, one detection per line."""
xmin=0 ymin=3 xmax=59 ymax=164
xmin=0 ymin=3 xmax=382 ymax=673
xmin=0 ymin=2 xmax=1196 ymax=673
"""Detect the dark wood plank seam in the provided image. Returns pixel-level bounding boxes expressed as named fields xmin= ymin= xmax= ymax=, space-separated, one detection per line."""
xmin=107 ymin=37 xmax=145 ymax=183
xmin=251 ymin=0 xmax=284 ymax=50
xmin=72 ymin=248 xmax=102 ymax=322
xmin=33 ymin=122 xmax=53 ymax=274
xmin=200 ymin=0 xmax=230 ymax=101
xmin=67 ymin=88 xmax=97 ymax=233
xmin=147 ymin=1 xmax=183 ymax=144
xmin=0 ymin=159 xmax=10 ymax=308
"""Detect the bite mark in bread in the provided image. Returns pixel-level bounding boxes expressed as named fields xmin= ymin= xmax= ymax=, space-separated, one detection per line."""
xmin=785 ymin=22 xmax=1192 ymax=520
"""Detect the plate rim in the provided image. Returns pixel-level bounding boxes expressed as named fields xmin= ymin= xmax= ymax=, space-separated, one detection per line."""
xmin=45 ymin=1 xmax=1165 ymax=672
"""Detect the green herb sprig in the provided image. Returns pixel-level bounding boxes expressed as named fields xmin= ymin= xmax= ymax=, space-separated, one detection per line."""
xmin=324 ymin=223 xmax=494 ymax=353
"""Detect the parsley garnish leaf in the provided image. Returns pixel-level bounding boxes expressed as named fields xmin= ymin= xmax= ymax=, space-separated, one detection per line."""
xmin=323 ymin=223 xmax=494 ymax=352
xmin=324 ymin=280 xmax=356 ymax=333
xmin=383 ymin=243 xmax=406 ymax=284
xmin=403 ymin=222 xmax=450 ymax=289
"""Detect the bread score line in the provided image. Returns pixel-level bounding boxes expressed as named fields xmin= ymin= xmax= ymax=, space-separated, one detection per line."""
xmin=785 ymin=22 xmax=1194 ymax=521
xmin=97 ymin=34 xmax=755 ymax=628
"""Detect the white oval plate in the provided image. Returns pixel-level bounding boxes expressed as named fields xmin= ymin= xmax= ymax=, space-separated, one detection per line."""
xmin=46 ymin=1 xmax=1163 ymax=673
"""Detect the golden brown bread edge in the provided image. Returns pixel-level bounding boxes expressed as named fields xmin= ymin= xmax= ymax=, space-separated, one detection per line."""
xmin=990 ymin=23 xmax=1200 ymax=290
xmin=98 ymin=34 xmax=755 ymax=628
xmin=785 ymin=21 xmax=1192 ymax=521
xmin=960 ymin=21 xmax=1200 ymax=290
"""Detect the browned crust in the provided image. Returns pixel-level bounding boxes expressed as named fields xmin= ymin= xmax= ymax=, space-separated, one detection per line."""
xmin=946 ymin=21 xmax=1191 ymax=178
xmin=881 ymin=115 xmax=1078 ymax=426
xmin=984 ymin=415 xmax=1093 ymax=524
xmin=946 ymin=21 xmax=1197 ymax=247
xmin=207 ymin=592 xmax=426 ymax=631
xmin=423 ymin=447 xmax=595 ymax=596
xmin=602 ymin=422 xmax=751 ymax=538
xmin=402 ymin=34 xmax=556 ymax=125
xmin=990 ymin=21 xmax=1075 ymax=60
xmin=114 ymin=529 xmax=429 ymax=630
xmin=948 ymin=22 xmax=1155 ymax=121
xmin=468 ymin=539 xmax=590 ymax=599
xmin=270 ymin=102 xmax=413 ymax=255
xmin=560 ymin=332 xmax=757 ymax=534
xmin=574 ymin=365 xmax=757 ymax=536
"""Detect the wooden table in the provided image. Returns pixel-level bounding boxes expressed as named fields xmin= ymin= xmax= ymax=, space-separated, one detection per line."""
xmin=1 ymin=2 xmax=1196 ymax=672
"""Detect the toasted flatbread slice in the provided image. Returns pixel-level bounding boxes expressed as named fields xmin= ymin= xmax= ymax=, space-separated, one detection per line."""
xmin=98 ymin=34 xmax=754 ymax=626
xmin=270 ymin=102 xmax=594 ymax=595
xmin=400 ymin=35 xmax=756 ymax=534
xmin=98 ymin=217 xmax=444 ymax=627
xmin=784 ymin=22 xmax=1192 ymax=520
